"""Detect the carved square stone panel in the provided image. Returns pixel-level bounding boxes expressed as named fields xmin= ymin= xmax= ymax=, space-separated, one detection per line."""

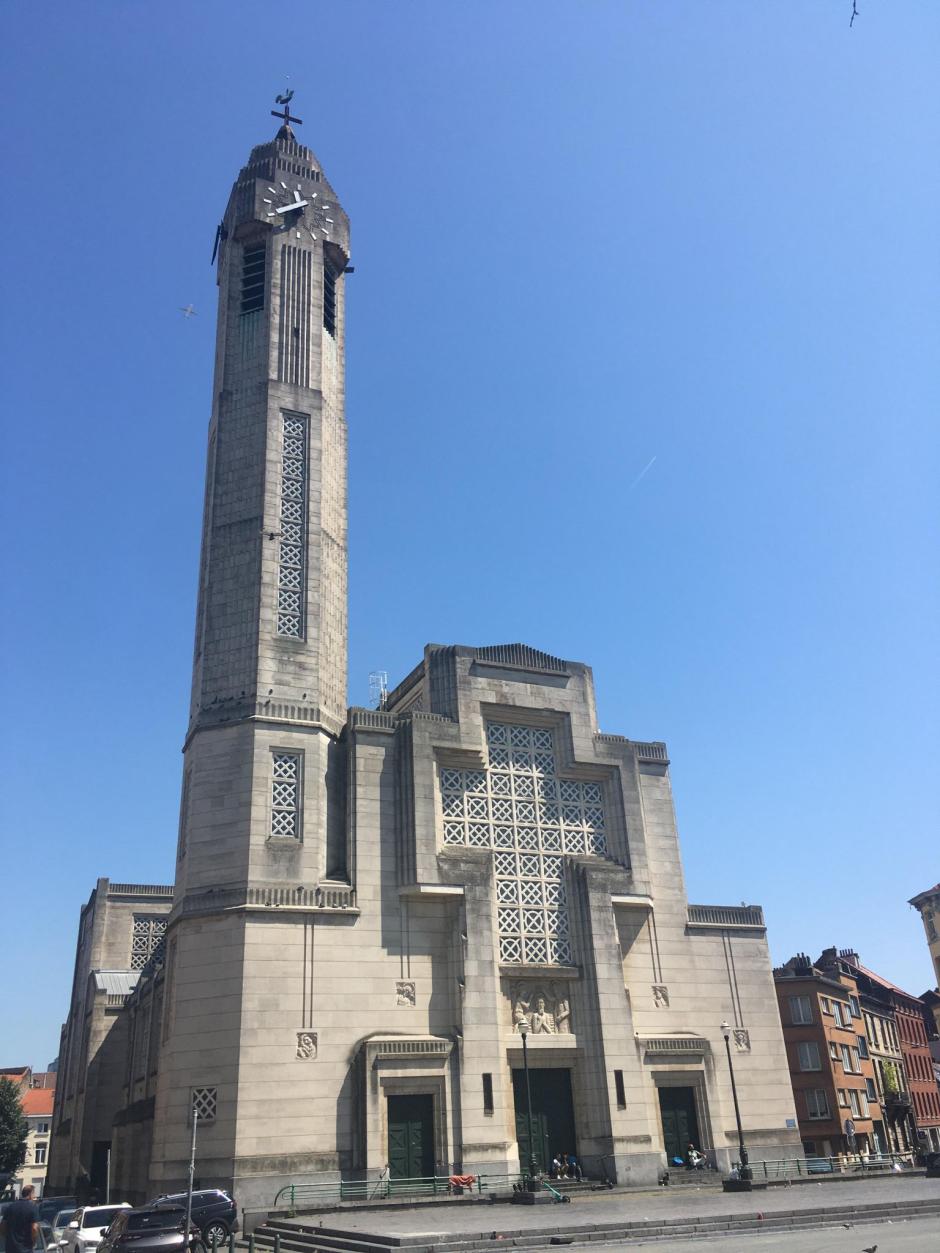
xmin=296 ymin=1030 xmax=318 ymax=1059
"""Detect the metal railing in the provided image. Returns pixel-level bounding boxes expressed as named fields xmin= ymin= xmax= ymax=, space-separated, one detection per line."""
xmin=740 ymin=1151 xmax=916 ymax=1181
xmin=272 ymin=1174 xmax=519 ymax=1208
xmin=688 ymin=904 xmax=765 ymax=927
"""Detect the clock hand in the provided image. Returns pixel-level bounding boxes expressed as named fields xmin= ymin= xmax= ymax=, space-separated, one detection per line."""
xmin=277 ymin=199 xmax=308 ymax=212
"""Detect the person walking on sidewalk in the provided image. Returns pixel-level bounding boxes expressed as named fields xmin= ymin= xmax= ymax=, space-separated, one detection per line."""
xmin=0 ymin=1185 xmax=40 ymax=1253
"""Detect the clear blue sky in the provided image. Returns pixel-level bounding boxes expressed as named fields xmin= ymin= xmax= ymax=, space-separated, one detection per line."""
xmin=1 ymin=2 xmax=937 ymax=1066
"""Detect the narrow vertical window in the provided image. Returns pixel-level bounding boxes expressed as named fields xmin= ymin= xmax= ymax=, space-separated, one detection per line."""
xmin=614 ymin=1070 xmax=626 ymax=1109
xmin=323 ymin=259 xmax=337 ymax=337
xmin=271 ymin=752 xmax=302 ymax=839
xmin=177 ymin=767 xmax=191 ymax=862
xmin=482 ymin=1072 xmax=494 ymax=1114
xmin=277 ymin=414 xmax=307 ymax=637
xmin=240 ymin=243 xmax=266 ymax=314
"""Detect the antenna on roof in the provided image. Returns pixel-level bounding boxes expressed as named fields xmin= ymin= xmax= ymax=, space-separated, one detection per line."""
xmin=369 ymin=671 xmax=388 ymax=711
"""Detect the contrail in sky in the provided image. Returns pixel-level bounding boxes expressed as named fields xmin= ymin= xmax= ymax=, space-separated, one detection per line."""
xmin=628 ymin=455 xmax=657 ymax=490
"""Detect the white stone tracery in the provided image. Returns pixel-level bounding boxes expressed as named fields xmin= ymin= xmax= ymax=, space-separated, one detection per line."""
xmin=277 ymin=414 xmax=307 ymax=637
xmin=440 ymin=721 xmax=607 ymax=965
xmin=130 ymin=915 xmax=167 ymax=971
xmin=271 ymin=752 xmax=301 ymax=838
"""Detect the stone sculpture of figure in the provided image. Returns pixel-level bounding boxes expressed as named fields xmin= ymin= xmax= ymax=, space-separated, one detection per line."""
xmin=652 ymin=984 xmax=670 ymax=1008
xmin=296 ymin=1031 xmax=317 ymax=1059
xmin=531 ymin=996 xmax=556 ymax=1033
xmin=513 ymin=999 xmax=529 ymax=1031
xmin=555 ymin=997 xmax=571 ymax=1034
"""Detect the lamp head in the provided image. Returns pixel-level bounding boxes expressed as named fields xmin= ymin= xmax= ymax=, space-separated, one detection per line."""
xmin=518 ymin=1018 xmax=529 ymax=1038
xmin=721 ymin=1021 xmax=731 ymax=1040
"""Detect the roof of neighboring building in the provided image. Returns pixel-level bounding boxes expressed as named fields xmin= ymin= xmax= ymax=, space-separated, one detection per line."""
xmin=21 ymin=1088 xmax=55 ymax=1116
xmin=846 ymin=958 xmax=920 ymax=1003
xmin=92 ymin=970 xmax=141 ymax=996
xmin=29 ymin=1071 xmax=56 ymax=1090
xmin=910 ymin=883 xmax=940 ymax=907
xmin=0 ymin=1067 xmax=30 ymax=1089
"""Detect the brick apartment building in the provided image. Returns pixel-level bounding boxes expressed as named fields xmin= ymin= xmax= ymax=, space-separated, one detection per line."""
xmin=817 ymin=949 xmax=940 ymax=1154
xmin=774 ymin=953 xmax=878 ymax=1156
xmin=859 ymin=986 xmax=914 ymax=1154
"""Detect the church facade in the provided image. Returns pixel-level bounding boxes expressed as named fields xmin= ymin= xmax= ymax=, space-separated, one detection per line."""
xmin=49 ymin=113 xmax=800 ymax=1210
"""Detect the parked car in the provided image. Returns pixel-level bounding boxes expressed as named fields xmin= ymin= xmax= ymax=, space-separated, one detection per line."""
xmin=98 ymin=1207 xmax=204 ymax=1253
xmin=50 ymin=1209 xmax=78 ymax=1247
xmin=38 ymin=1202 xmax=78 ymax=1228
xmin=144 ymin=1193 xmax=236 ymax=1247
xmin=59 ymin=1205 xmax=131 ymax=1253
xmin=804 ymin=1157 xmax=834 ymax=1174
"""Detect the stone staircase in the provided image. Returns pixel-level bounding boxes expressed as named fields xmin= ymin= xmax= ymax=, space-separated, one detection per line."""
xmin=250 ymin=1193 xmax=940 ymax=1251
xmin=655 ymin=1168 xmax=723 ymax=1189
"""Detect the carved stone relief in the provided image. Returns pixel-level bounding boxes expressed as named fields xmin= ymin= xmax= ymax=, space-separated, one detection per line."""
xmin=296 ymin=1030 xmax=318 ymax=1059
xmin=652 ymin=984 xmax=670 ymax=1008
xmin=396 ymin=980 xmax=416 ymax=1007
xmin=733 ymin=1028 xmax=750 ymax=1052
xmin=509 ymin=981 xmax=572 ymax=1034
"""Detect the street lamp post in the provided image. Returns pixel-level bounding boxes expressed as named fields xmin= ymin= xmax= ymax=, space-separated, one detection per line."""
xmin=517 ymin=1020 xmax=541 ymax=1189
xmin=720 ymin=1021 xmax=753 ymax=1191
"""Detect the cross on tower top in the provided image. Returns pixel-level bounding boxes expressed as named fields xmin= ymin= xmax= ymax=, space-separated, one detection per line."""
xmin=271 ymin=88 xmax=303 ymax=129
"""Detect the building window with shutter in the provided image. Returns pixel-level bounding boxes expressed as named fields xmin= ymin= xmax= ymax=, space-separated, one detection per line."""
xmin=241 ymin=244 xmax=266 ymax=313
xmin=806 ymin=1089 xmax=830 ymax=1120
xmin=798 ymin=1041 xmax=821 ymax=1071
xmin=323 ymin=259 xmax=337 ymax=336
xmin=789 ymin=995 xmax=813 ymax=1025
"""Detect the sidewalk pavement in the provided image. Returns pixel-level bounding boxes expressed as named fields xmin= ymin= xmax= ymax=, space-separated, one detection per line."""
xmin=316 ymin=1174 xmax=940 ymax=1239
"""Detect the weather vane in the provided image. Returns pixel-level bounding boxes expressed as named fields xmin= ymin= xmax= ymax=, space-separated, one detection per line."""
xmin=272 ymin=88 xmax=303 ymax=129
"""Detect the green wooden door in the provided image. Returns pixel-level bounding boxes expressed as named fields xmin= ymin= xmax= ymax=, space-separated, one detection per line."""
xmin=658 ymin=1086 xmax=701 ymax=1165
xmin=387 ymin=1094 xmax=434 ymax=1179
xmin=512 ymin=1068 xmax=576 ymax=1173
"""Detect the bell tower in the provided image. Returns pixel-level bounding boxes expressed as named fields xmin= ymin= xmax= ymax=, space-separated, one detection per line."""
xmin=190 ymin=98 xmax=349 ymax=743
xmin=150 ymin=100 xmax=352 ymax=1197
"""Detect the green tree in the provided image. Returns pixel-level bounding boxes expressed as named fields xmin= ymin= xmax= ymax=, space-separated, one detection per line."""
xmin=0 ymin=1078 xmax=28 ymax=1177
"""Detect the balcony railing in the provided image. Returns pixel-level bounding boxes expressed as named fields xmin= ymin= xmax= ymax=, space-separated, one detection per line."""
xmin=687 ymin=904 xmax=765 ymax=928
xmin=885 ymin=1091 xmax=913 ymax=1109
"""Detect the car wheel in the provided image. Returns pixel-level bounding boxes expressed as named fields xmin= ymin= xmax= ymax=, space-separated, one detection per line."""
xmin=202 ymin=1223 xmax=229 ymax=1248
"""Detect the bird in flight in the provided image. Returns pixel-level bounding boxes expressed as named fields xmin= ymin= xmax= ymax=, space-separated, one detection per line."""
xmin=179 ymin=305 xmax=198 ymax=319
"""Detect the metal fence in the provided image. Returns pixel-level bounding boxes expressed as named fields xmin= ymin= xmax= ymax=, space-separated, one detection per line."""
xmin=272 ymin=1172 xmax=530 ymax=1208
xmin=742 ymin=1151 xmax=916 ymax=1181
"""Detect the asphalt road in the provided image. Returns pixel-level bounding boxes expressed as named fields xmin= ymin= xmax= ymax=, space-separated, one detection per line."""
xmin=582 ymin=1215 xmax=940 ymax=1251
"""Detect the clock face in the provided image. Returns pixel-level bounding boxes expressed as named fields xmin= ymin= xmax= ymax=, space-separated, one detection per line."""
xmin=262 ymin=180 xmax=334 ymax=242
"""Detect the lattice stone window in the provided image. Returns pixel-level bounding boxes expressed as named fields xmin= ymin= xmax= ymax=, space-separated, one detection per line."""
xmin=130 ymin=916 xmax=167 ymax=971
xmin=440 ymin=722 xmax=609 ymax=966
xmin=277 ymin=414 xmax=307 ymax=637
xmin=191 ymin=1087 xmax=217 ymax=1123
xmin=271 ymin=752 xmax=301 ymax=839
